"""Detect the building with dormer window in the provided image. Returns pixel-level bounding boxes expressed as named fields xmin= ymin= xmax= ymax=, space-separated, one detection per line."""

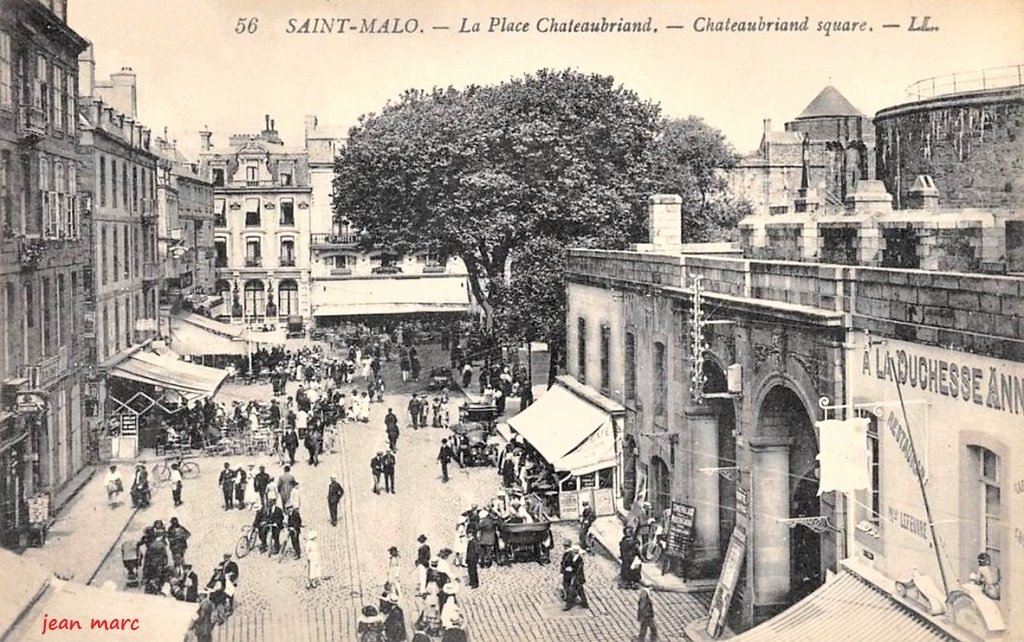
xmin=199 ymin=116 xmax=313 ymax=323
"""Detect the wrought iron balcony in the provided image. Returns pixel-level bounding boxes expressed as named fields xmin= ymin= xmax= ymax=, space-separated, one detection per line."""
xmin=17 ymin=106 xmax=47 ymax=145
xmin=245 ymin=257 xmax=263 ymax=268
xmin=279 ymin=256 xmax=296 ymax=267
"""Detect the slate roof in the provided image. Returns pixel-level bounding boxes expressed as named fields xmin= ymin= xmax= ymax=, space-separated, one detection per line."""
xmin=795 ymin=85 xmax=864 ymax=119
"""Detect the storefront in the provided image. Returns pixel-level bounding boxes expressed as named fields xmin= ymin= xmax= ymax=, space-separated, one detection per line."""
xmin=505 ymin=376 xmax=624 ymax=521
xmin=844 ymin=334 xmax=1022 ymax=641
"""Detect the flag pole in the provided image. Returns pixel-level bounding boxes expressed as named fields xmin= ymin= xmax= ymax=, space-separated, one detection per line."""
xmin=886 ymin=352 xmax=949 ymax=595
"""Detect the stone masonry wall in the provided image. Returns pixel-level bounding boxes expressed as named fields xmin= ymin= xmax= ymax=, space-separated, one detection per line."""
xmin=875 ymin=88 xmax=1024 ymax=209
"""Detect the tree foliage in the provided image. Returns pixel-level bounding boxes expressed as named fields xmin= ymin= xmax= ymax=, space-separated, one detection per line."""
xmin=333 ymin=69 xmax=749 ymax=360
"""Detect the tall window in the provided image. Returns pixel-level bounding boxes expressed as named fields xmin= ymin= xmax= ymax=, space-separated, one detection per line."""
xmin=132 ymin=166 xmax=138 ymax=213
xmin=110 ymin=159 xmax=117 ymax=208
xmin=278 ymin=280 xmax=299 ymax=316
xmin=112 ymin=227 xmax=120 ymax=281
xmin=245 ymin=239 xmax=261 ymax=266
xmin=121 ymin=163 xmax=128 ymax=210
xmin=64 ymin=69 xmax=74 ymax=135
xmin=123 ymin=227 xmax=130 ymax=278
xmin=56 ymin=275 xmax=64 ymax=346
xmin=244 ymin=198 xmax=260 ymax=227
xmin=211 ymin=168 xmax=224 ymax=187
xmin=53 ymin=66 xmax=63 ymax=129
xmin=243 ymin=280 xmax=265 ymax=318
xmin=576 ymin=317 xmax=587 ymax=383
xmin=24 ymin=282 xmax=34 ymax=330
xmin=279 ymin=238 xmax=295 ymax=266
xmin=0 ymin=31 xmax=11 ymax=108
xmin=625 ymin=332 xmax=637 ymax=404
xmin=114 ymin=300 xmax=120 ymax=352
xmin=214 ymin=198 xmax=226 ymax=226
xmin=0 ymin=150 xmax=9 ymax=233
xmin=279 ymin=198 xmax=294 ymax=226
xmin=38 ymin=155 xmax=50 ymax=236
xmin=599 ymin=325 xmax=610 ymax=395
xmin=41 ymin=278 xmax=51 ymax=353
xmin=245 ymin=164 xmax=258 ymax=185
xmin=215 ymin=239 xmax=227 ymax=267
xmin=34 ymin=55 xmax=47 ymax=115
xmin=100 ymin=227 xmax=107 ymax=285
xmin=975 ymin=447 xmax=1002 ymax=571
xmin=653 ymin=341 xmax=667 ymax=424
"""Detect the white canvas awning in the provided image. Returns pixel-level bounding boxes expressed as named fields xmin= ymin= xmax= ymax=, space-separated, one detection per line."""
xmin=312 ymin=275 xmax=470 ymax=317
xmin=108 ymin=351 xmax=227 ymax=401
xmin=506 ymin=383 xmax=616 ymax=477
xmin=169 ymin=313 xmax=248 ymax=356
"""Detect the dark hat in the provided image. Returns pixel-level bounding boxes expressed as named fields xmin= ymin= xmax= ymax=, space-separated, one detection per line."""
xmin=417 ymin=534 xmax=428 ymax=543
xmin=388 ymin=546 xmax=399 ymax=555
xmin=361 ymin=605 xmax=378 ymax=617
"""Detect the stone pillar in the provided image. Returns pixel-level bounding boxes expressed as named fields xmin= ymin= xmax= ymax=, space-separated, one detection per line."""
xmin=648 ymin=194 xmax=682 ymax=253
xmin=748 ymin=437 xmax=792 ymax=622
xmin=686 ymin=404 xmax=721 ymax=567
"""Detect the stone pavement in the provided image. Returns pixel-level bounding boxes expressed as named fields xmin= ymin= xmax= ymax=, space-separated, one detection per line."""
xmin=19 ymin=461 xmax=138 ymax=585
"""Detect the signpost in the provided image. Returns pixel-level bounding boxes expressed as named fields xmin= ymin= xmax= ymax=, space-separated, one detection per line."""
xmin=666 ymin=501 xmax=696 ymax=559
xmin=706 ymin=525 xmax=747 ymax=638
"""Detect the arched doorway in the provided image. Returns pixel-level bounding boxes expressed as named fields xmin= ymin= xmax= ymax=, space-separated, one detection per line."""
xmin=758 ymin=384 xmax=824 ymax=603
xmin=650 ymin=456 xmax=671 ymax=516
xmin=243 ymin=280 xmax=265 ymax=319
xmin=215 ymin=279 xmax=231 ymax=300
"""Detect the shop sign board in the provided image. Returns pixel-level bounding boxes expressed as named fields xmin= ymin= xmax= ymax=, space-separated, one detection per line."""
xmin=706 ymin=525 xmax=747 ymax=638
xmin=666 ymin=501 xmax=696 ymax=559
xmin=559 ymin=490 xmax=579 ymax=521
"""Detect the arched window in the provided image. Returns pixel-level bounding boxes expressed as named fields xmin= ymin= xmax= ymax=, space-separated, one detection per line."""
xmin=243 ymin=280 xmax=265 ymax=318
xmin=215 ymin=279 xmax=231 ymax=299
xmin=278 ymin=279 xmax=299 ymax=317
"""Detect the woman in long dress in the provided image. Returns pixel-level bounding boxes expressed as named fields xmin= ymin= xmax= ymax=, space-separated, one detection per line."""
xmin=452 ymin=518 xmax=467 ymax=567
xmin=306 ymin=530 xmax=322 ymax=588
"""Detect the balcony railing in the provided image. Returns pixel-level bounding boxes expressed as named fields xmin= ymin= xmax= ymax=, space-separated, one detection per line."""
xmin=423 ymin=264 xmax=446 ymax=274
xmin=311 ymin=232 xmax=359 ymax=247
xmin=245 ymin=257 xmax=263 ymax=268
xmin=279 ymin=257 xmax=296 ymax=267
xmin=330 ymin=267 xmax=352 ymax=276
xmin=906 ymin=64 xmax=1024 ymax=101
xmin=18 ymin=346 xmax=69 ymax=390
xmin=17 ymin=106 xmax=47 ymax=144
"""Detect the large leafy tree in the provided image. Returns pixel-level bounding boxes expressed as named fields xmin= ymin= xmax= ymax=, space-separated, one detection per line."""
xmin=333 ymin=69 xmax=662 ymax=327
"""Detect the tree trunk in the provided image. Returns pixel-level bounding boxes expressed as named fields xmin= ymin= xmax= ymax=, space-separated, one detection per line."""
xmin=546 ymin=341 xmax=562 ymax=388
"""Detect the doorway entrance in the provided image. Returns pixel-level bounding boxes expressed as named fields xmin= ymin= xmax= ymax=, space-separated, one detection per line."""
xmin=650 ymin=456 xmax=671 ymax=516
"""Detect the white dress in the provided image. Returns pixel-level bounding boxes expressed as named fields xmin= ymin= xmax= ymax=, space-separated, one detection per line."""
xmin=454 ymin=523 xmax=468 ymax=558
xmin=307 ymin=539 xmax=322 ymax=581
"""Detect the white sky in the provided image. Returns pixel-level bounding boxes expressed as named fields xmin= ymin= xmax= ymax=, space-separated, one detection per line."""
xmin=69 ymin=0 xmax=1024 ymax=158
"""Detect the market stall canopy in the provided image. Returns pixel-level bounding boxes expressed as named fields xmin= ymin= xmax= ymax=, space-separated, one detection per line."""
xmin=312 ymin=275 xmax=470 ymax=317
xmin=169 ymin=312 xmax=248 ymax=356
xmin=108 ymin=351 xmax=227 ymax=401
xmin=728 ymin=570 xmax=955 ymax=642
xmin=506 ymin=383 xmax=616 ymax=476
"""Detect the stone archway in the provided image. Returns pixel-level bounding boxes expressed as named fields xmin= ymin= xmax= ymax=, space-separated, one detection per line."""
xmin=750 ymin=382 xmax=825 ymax=614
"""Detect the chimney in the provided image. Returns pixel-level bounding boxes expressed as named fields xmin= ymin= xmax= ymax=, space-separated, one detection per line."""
xmin=199 ymin=126 xmax=212 ymax=151
xmin=108 ymin=66 xmax=138 ymax=119
xmin=77 ymin=44 xmax=96 ymax=98
xmin=647 ymin=194 xmax=683 ymax=253
xmin=264 ymin=114 xmax=270 ymax=131
xmin=763 ymin=118 xmax=772 ymax=135
xmin=907 ymin=175 xmax=939 ymax=210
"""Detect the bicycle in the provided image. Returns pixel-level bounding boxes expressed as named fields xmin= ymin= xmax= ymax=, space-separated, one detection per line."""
xmin=278 ymin=527 xmax=298 ymax=563
xmin=235 ymin=524 xmax=260 ymax=559
xmin=153 ymin=452 xmax=200 ymax=483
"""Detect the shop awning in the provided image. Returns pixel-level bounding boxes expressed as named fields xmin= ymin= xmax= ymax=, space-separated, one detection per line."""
xmin=506 ymin=383 xmax=616 ymax=476
xmin=108 ymin=351 xmax=227 ymax=401
xmin=311 ymin=275 xmax=471 ymax=317
xmin=245 ymin=328 xmax=288 ymax=345
xmin=169 ymin=312 xmax=248 ymax=356
xmin=729 ymin=570 xmax=955 ymax=642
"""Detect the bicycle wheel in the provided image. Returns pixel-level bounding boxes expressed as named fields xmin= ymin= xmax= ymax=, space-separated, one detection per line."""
xmin=180 ymin=461 xmax=200 ymax=480
xmin=152 ymin=463 xmax=170 ymax=483
xmin=235 ymin=533 xmax=253 ymax=558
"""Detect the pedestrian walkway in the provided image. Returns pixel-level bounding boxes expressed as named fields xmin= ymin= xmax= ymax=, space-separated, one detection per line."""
xmin=19 ymin=464 xmax=138 ymax=584
xmin=589 ymin=515 xmax=717 ymax=594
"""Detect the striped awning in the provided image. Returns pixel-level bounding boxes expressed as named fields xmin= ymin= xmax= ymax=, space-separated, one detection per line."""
xmin=730 ymin=570 xmax=955 ymax=642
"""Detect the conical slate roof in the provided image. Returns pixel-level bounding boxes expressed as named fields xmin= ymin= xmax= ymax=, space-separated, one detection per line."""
xmin=795 ymin=85 xmax=864 ymax=119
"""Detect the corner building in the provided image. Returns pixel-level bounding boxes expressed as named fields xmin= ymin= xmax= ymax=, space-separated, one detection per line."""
xmin=566 ymin=185 xmax=1022 ymax=639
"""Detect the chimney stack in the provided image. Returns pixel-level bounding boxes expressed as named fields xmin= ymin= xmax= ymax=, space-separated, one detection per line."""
xmin=647 ymin=194 xmax=683 ymax=253
xmin=199 ymin=126 xmax=212 ymax=151
xmin=907 ymin=175 xmax=939 ymax=210
xmin=763 ymin=118 xmax=772 ymax=135
xmin=77 ymin=44 xmax=96 ymax=98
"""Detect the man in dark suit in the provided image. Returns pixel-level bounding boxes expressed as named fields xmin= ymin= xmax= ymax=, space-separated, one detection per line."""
xmin=465 ymin=531 xmax=481 ymax=588
xmin=269 ymin=501 xmax=285 ymax=555
xmin=416 ymin=534 xmax=431 ymax=568
xmin=218 ymin=462 xmax=234 ymax=510
xmin=253 ymin=501 xmax=274 ymax=553
xmin=327 ymin=475 xmax=344 ymax=526
xmin=561 ymin=541 xmax=588 ymax=610
xmin=287 ymin=507 xmax=303 ymax=559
